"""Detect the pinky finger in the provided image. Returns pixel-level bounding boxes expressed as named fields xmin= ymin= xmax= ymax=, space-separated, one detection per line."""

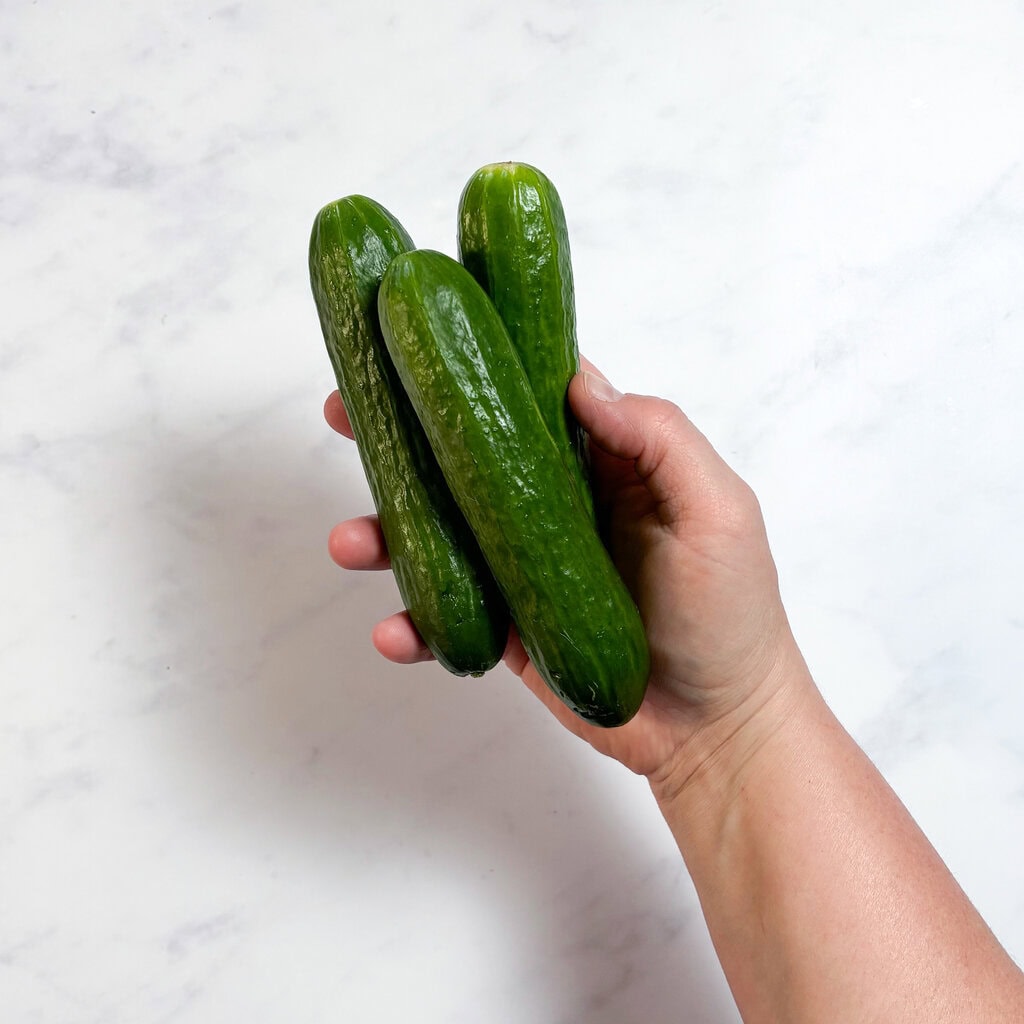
xmin=371 ymin=611 xmax=435 ymax=665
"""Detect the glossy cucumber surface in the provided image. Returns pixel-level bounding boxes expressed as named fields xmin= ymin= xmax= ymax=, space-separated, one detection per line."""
xmin=378 ymin=249 xmax=649 ymax=726
xmin=309 ymin=197 xmax=506 ymax=676
xmin=458 ymin=162 xmax=593 ymax=519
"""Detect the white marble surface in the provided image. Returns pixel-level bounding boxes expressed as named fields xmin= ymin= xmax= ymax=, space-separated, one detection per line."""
xmin=3 ymin=1 xmax=1023 ymax=1020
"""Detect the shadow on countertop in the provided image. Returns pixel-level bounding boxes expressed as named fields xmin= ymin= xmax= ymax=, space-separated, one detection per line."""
xmin=122 ymin=408 xmax=739 ymax=1024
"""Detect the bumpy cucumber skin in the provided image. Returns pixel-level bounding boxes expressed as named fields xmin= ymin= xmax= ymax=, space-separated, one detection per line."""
xmin=378 ymin=250 xmax=649 ymax=726
xmin=309 ymin=197 xmax=506 ymax=676
xmin=457 ymin=162 xmax=593 ymax=520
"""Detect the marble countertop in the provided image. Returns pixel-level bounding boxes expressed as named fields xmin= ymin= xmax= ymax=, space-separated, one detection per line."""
xmin=4 ymin=2 xmax=1023 ymax=1021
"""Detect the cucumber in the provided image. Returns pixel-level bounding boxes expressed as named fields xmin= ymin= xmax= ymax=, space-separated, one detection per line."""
xmin=457 ymin=162 xmax=593 ymax=519
xmin=378 ymin=249 xmax=649 ymax=726
xmin=309 ymin=196 xmax=507 ymax=676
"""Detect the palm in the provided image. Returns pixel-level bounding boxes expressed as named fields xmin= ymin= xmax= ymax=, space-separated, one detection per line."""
xmin=510 ymin=649 xmax=686 ymax=778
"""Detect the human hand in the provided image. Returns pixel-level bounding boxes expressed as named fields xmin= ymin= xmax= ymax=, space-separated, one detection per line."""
xmin=325 ymin=364 xmax=809 ymax=790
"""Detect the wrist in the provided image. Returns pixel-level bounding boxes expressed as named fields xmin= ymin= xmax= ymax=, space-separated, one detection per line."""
xmin=647 ymin=640 xmax=821 ymax=815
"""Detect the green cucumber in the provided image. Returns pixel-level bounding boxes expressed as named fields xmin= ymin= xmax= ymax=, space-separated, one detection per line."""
xmin=309 ymin=196 xmax=506 ymax=676
xmin=457 ymin=162 xmax=593 ymax=519
xmin=378 ymin=249 xmax=649 ymax=727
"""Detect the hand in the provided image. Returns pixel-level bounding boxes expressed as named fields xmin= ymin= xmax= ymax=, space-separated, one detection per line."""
xmin=325 ymin=365 xmax=806 ymax=788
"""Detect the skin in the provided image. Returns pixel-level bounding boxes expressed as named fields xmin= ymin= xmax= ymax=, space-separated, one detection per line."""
xmin=324 ymin=365 xmax=1024 ymax=1022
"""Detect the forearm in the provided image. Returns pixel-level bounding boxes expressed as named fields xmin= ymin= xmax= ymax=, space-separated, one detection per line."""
xmin=653 ymin=653 xmax=1024 ymax=1023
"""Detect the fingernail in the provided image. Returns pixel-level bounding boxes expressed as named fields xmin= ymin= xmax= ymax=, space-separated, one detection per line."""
xmin=583 ymin=371 xmax=622 ymax=402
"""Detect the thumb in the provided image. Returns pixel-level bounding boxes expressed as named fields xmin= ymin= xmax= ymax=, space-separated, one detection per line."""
xmin=569 ymin=370 xmax=737 ymax=523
